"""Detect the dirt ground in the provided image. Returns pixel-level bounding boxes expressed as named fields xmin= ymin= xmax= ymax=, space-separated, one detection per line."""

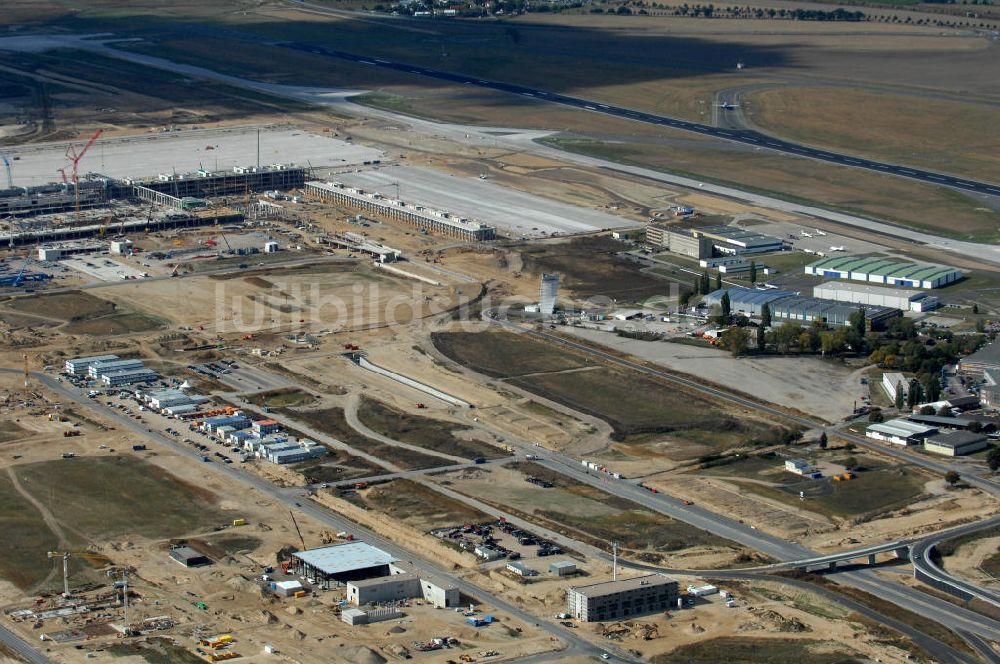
xmin=0 ymin=371 xmax=560 ymax=664
xmin=559 ymin=326 xmax=863 ymax=422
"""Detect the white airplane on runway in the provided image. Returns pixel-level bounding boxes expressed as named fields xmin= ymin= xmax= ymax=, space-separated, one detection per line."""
xmin=715 ymin=102 xmax=739 ymax=110
xmin=829 ymin=246 xmax=846 ymax=252
xmin=800 ymin=230 xmax=813 ymax=238
xmin=814 ymin=229 xmax=827 ymax=236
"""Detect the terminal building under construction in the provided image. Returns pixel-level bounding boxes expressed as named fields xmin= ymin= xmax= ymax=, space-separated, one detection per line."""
xmin=0 ymin=165 xmax=306 ymax=247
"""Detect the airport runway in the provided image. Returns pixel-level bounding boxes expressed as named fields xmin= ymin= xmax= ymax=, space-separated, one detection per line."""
xmin=279 ymin=42 xmax=1000 ymax=198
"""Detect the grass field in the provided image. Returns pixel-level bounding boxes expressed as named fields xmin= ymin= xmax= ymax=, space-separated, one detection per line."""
xmin=246 ymin=388 xmax=316 ymax=409
xmin=0 ymin=473 xmax=63 ymax=590
xmin=734 ymin=466 xmax=928 ymax=520
xmin=434 ymin=328 xmax=795 ymax=449
xmin=2 ymin=291 xmax=165 ymax=335
xmin=747 ymin=87 xmax=1000 ymax=182
xmin=518 ymin=236 xmax=686 ymax=303
xmin=4 ymin=291 xmax=115 ymax=321
xmin=348 ymin=478 xmax=491 ymax=531
xmin=469 ymin=462 xmax=735 ymax=552
xmin=106 ymin=637 xmax=204 ymax=664
xmin=432 ymin=328 xmax=589 ymax=378
xmin=653 ymin=637 xmax=863 ymax=664
xmin=279 ymin=405 xmax=458 ymax=470
xmin=0 ymin=421 xmax=27 ymax=443
xmin=16 ymin=456 xmax=228 ymax=541
xmin=357 ymin=397 xmax=507 ymax=460
xmin=293 ymin=448 xmax=384 ymax=484
xmin=0 ymin=456 xmax=226 ymax=591
xmin=540 ymin=135 xmax=1000 ymax=243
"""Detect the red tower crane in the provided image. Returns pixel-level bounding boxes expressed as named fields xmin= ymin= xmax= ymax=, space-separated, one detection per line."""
xmin=65 ymin=129 xmax=103 ymax=218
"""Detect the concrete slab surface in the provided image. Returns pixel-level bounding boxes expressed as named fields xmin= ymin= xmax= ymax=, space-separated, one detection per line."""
xmin=334 ymin=165 xmax=632 ymax=237
xmin=4 ymin=127 xmax=384 ymax=188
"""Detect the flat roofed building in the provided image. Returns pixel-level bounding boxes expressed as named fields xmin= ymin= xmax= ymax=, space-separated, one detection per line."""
xmin=347 ymin=572 xmax=421 ymax=606
xmin=767 ymin=295 xmax=900 ymax=330
xmin=924 ymin=431 xmax=988 ymax=456
xmin=568 ymin=574 xmax=679 ymax=622
xmin=550 ymin=561 xmax=577 ymax=576
xmin=805 ymin=256 xmax=961 ymax=289
xmin=702 ymin=287 xmax=796 ymax=317
xmin=100 ymin=368 xmax=158 ymax=386
xmin=690 ymin=225 xmax=783 ymax=255
xmin=982 ymin=370 xmax=1000 ymax=408
xmin=960 ymin=342 xmax=1000 ymax=377
xmin=292 ymin=542 xmax=397 ymax=589
xmin=645 ymin=226 xmax=714 ymax=259
xmin=169 ymin=546 xmax=211 ymax=568
xmin=866 ymin=419 xmax=938 ymax=446
xmin=64 ymin=354 xmax=120 ymax=375
xmin=882 ymin=372 xmax=908 ymax=402
xmin=89 ymin=359 xmax=145 ymax=378
xmin=813 ymin=281 xmax=938 ymax=312
xmin=305 ymin=181 xmax=495 ymax=241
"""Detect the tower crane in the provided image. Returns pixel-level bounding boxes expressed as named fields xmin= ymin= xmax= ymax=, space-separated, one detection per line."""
xmin=289 ymin=509 xmax=307 ymax=551
xmin=65 ymin=129 xmax=104 ymax=219
xmin=46 ymin=550 xmax=107 ymax=597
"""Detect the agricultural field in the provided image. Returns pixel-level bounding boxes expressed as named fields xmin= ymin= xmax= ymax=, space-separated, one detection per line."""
xmin=279 ymin=405 xmax=459 ymax=470
xmin=357 ymin=397 xmax=507 ymax=460
xmin=346 ymin=478 xmax=491 ymax=531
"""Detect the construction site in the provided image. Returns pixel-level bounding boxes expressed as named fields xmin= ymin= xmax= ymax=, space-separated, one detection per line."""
xmin=1 ymin=19 xmax=1000 ymax=660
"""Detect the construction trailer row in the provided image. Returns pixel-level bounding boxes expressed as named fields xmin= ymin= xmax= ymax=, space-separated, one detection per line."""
xmin=304 ymin=180 xmax=496 ymax=241
xmin=64 ymin=354 xmax=160 ymax=386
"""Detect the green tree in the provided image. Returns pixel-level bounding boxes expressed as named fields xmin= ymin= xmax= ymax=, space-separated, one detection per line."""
xmin=868 ymin=408 xmax=884 ymax=423
xmin=819 ymin=432 xmax=828 ymax=449
xmin=749 ymin=260 xmax=758 ymax=285
xmin=894 ymin=382 xmax=905 ymax=410
xmin=972 ymin=303 xmax=979 ymax=314
xmin=919 ymin=405 xmax=936 ymax=415
xmin=850 ymin=307 xmax=867 ymax=337
xmin=844 ymin=456 xmax=858 ymax=471
xmin=724 ymin=326 xmax=750 ymax=357
xmin=756 ymin=323 xmax=766 ymax=351
xmin=976 ymin=318 xmax=986 ymax=333
xmin=761 ymin=303 xmax=771 ymax=329
xmin=715 ymin=271 xmax=722 ymax=290
xmin=693 ymin=276 xmax=701 ymax=295
xmin=701 ymin=271 xmax=711 ymax=294
xmin=720 ymin=292 xmax=731 ymax=322
xmin=945 ymin=470 xmax=960 ymax=486
xmin=924 ymin=376 xmax=941 ymax=403
xmin=987 ymin=447 xmax=1000 ymax=472
xmin=907 ymin=379 xmax=924 ymax=410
